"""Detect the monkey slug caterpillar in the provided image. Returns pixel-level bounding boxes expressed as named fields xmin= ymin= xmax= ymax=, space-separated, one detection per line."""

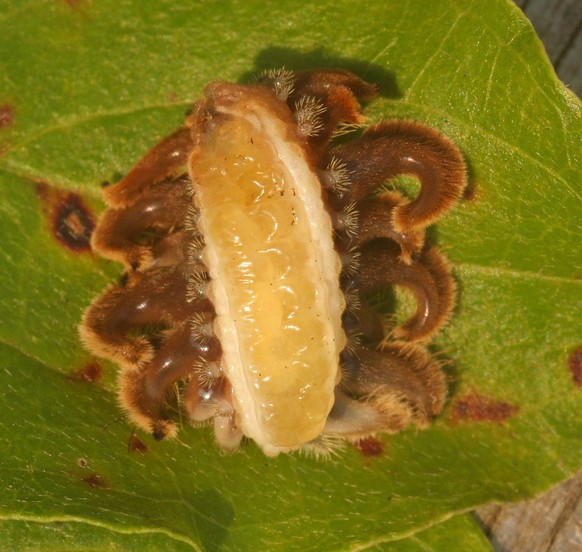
xmin=81 ymin=69 xmax=466 ymax=456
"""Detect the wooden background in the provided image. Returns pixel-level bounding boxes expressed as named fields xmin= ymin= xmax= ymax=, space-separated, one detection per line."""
xmin=515 ymin=0 xmax=581 ymax=95
xmin=473 ymin=1 xmax=581 ymax=550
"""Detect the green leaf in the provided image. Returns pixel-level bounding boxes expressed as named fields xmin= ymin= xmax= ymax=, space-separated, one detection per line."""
xmin=1 ymin=513 xmax=493 ymax=552
xmin=369 ymin=514 xmax=494 ymax=552
xmin=0 ymin=0 xmax=580 ymax=550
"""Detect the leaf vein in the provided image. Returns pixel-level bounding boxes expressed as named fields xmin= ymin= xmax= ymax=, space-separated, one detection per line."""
xmin=457 ymin=263 xmax=582 ymax=285
xmin=0 ymin=514 xmax=201 ymax=552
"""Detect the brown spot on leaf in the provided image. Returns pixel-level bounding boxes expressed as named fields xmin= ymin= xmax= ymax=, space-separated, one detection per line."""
xmin=128 ymin=434 xmax=149 ymax=453
xmin=463 ymin=182 xmax=477 ymax=201
xmin=449 ymin=389 xmax=519 ymax=424
xmin=568 ymin=347 xmax=582 ymax=387
xmin=35 ymin=182 xmax=95 ymax=252
xmin=353 ymin=437 xmax=384 ymax=457
xmin=69 ymin=362 xmax=102 ymax=383
xmin=81 ymin=472 xmax=109 ymax=489
xmin=0 ymin=104 xmax=14 ymax=129
xmin=54 ymin=196 xmax=95 ymax=250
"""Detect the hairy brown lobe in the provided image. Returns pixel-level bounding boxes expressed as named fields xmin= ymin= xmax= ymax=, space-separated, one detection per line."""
xmin=80 ymin=269 xmax=215 ymax=364
xmin=82 ymin=128 xmax=218 ymax=440
xmin=285 ymin=69 xmax=378 ymax=150
xmin=355 ymin=192 xmax=425 ymax=262
xmin=331 ymin=120 xmax=467 ymax=232
xmin=341 ymin=342 xmax=447 ymax=434
xmin=358 ymin=239 xmax=456 ymax=341
xmin=92 ymin=175 xmax=192 ymax=269
xmin=103 ymin=128 xmax=194 ymax=208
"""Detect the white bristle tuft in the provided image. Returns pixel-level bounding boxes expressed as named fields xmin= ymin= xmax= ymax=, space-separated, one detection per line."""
xmin=300 ymin=434 xmax=346 ymax=459
xmin=184 ymin=205 xmax=201 ymax=234
xmin=187 ymin=235 xmax=205 ymax=263
xmin=331 ymin=121 xmax=366 ymax=139
xmin=192 ymin=359 xmax=220 ymax=389
xmin=190 ymin=312 xmax=214 ymax=344
xmin=184 ymin=180 xmax=196 ymax=200
xmin=341 ymin=243 xmax=361 ymax=277
xmin=294 ymin=95 xmax=326 ymax=137
xmin=322 ymin=156 xmax=351 ymax=196
xmin=186 ymin=270 xmax=209 ymax=301
xmin=343 ymin=327 xmax=363 ymax=357
xmin=343 ymin=283 xmax=361 ymax=314
xmin=334 ymin=201 xmax=359 ymax=237
xmin=340 ymin=354 xmax=359 ymax=381
xmin=259 ymin=67 xmax=296 ymax=100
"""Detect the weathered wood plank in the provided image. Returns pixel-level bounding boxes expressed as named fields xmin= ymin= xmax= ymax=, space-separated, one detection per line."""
xmin=515 ymin=0 xmax=581 ymax=95
xmin=556 ymin=23 xmax=582 ymax=94
xmin=475 ymin=470 xmax=582 ymax=551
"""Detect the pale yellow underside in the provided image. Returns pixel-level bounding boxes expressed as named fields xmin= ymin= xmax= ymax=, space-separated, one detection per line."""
xmin=191 ymin=102 xmax=344 ymax=455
